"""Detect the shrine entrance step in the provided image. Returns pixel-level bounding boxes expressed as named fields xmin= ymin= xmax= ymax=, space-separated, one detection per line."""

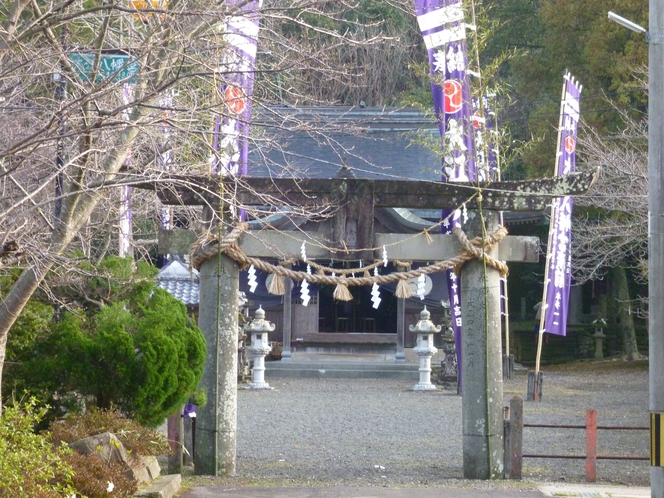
xmin=290 ymin=332 xmax=398 ymax=357
xmin=280 ymin=350 xmax=447 ymax=363
xmin=263 ymin=353 xmax=421 ymax=380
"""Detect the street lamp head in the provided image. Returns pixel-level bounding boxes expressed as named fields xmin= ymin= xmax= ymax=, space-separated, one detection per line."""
xmin=608 ymin=11 xmax=647 ymax=35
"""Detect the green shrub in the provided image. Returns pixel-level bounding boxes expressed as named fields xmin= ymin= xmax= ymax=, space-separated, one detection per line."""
xmin=0 ymin=398 xmax=78 ymax=497
xmin=8 ymin=285 xmax=206 ymax=427
xmin=5 ymin=256 xmax=206 ymax=427
xmin=82 ymin=256 xmax=158 ymax=304
xmin=4 ymin=300 xmax=54 ymax=363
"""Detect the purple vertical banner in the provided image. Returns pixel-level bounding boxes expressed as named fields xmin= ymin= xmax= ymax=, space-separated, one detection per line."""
xmin=119 ymin=185 xmax=132 ymax=257
xmin=482 ymin=95 xmax=504 ymax=325
xmin=484 ymin=95 xmax=499 ymax=180
xmin=119 ymin=83 xmax=133 ymax=258
xmin=471 ymin=97 xmax=486 ymax=180
xmin=413 ymin=0 xmax=475 ymax=389
xmin=212 ymin=0 xmax=262 ymax=185
xmin=543 ymin=73 xmax=582 ymax=336
xmin=158 ymin=90 xmax=173 ymax=231
xmin=499 ymin=277 xmax=507 ymax=315
xmin=157 ymin=90 xmax=174 ymax=263
xmin=471 ymin=95 xmax=498 ymax=181
xmin=474 ymin=95 xmax=505 ymax=323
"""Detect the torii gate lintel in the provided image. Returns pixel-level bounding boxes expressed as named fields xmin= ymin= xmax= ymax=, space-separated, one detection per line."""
xmin=150 ymin=169 xmax=598 ymax=212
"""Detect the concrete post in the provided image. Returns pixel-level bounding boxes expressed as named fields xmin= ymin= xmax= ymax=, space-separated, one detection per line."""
xmin=508 ymin=396 xmax=523 ymax=479
xmin=396 ymin=295 xmax=406 ymax=363
xmin=461 ymin=210 xmax=505 ymax=479
xmin=650 ymin=1 xmax=664 ymax=494
xmin=195 ymin=252 xmax=239 ymax=476
xmin=281 ymin=273 xmax=293 ymax=361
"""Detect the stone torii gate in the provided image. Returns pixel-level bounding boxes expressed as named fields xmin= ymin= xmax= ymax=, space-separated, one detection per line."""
xmin=152 ymin=169 xmax=598 ymax=479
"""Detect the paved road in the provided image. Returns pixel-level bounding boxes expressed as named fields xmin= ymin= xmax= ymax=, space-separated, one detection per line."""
xmin=179 ymin=483 xmax=651 ymax=498
xmin=179 ymin=484 xmax=547 ymax=497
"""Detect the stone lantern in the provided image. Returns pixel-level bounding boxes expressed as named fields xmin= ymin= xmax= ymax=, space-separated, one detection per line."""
xmin=244 ymin=306 xmax=275 ymax=389
xmin=592 ymin=316 xmax=607 ymax=360
xmin=409 ymin=306 xmax=442 ymax=391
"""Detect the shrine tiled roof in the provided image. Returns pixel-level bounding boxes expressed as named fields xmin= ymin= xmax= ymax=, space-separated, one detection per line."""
xmin=157 ymin=260 xmax=199 ymax=306
xmin=246 ymin=106 xmax=542 ymax=227
xmin=248 ymin=106 xmax=442 ymax=181
xmin=158 ymin=260 xmax=252 ymax=308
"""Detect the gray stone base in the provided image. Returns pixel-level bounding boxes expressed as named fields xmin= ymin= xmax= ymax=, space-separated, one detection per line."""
xmin=266 ymin=360 xmax=419 ymax=379
xmin=246 ymin=382 xmax=273 ymax=390
xmin=412 ymin=383 xmax=437 ymax=391
xmin=134 ymin=473 xmax=181 ymax=498
xmin=128 ymin=455 xmax=161 ymax=484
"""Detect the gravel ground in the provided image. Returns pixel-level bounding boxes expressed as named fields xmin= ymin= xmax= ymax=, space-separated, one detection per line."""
xmin=231 ymin=361 xmax=650 ymax=487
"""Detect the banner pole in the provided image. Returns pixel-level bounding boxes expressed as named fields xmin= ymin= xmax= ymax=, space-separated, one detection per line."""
xmin=493 ymin=101 xmax=511 ymax=368
xmin=534 ymin=74 xmax=568 ymax=382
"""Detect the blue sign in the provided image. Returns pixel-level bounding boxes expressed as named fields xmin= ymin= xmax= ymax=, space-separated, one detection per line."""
xmin=69 ymin=53 xmax=139 ymax=83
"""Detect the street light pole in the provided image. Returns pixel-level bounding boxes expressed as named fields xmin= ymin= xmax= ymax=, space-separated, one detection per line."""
xmin=648 ymin=0 xmax=664 ymax=495
xmin=609 ymin=6 xmax=663 ymax=495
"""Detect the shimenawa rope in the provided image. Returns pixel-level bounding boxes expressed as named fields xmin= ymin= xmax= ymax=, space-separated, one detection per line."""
xmin=190 ymin=223 xmax=508 ymax=301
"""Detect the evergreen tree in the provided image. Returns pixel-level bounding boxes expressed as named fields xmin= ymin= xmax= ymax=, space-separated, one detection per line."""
xmin=4 ymin=257 xmax=206 ymax=427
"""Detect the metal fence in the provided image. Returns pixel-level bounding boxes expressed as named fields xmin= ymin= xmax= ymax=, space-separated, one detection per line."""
xmin=504 ymin=397 xmax=649 ymax=481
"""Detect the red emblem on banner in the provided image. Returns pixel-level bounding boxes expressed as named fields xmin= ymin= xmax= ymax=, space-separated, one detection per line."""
xmin=472 ymin=113 xmax=484 ymax=129
xmin=565 ymin=136 xmax=575 ymax=154
xmin=224 ymin=85 xmax=246 ymax=114
xmin=443 ymin=80 xmax=463 ymax=113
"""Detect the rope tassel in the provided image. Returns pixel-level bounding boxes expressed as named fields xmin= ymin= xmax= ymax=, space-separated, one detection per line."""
xmin=268 ymin=274 xmax=285 ymax=295
xmin=395 ymin=278 xmax=413 ymax=299
xmin=424 ymin=229 xmax=433 ymax=245
xmin=333 ymin=279 xmax=353 ymax=301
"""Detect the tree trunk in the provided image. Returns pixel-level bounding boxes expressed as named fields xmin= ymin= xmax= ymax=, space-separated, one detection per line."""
xmin=0 ymin=123 xmax=140 ymax=413
xmin=0 ymin=263 xmax=49 ymax=405
xmin=598 ymin=291 xmax=607 ymax=323
xmin=611 ymin=266 xmax=640 ymax=360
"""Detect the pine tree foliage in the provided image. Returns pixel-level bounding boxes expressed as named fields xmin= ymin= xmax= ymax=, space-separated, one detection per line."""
xmin=5 ymin=257 xmax=206 ymax=427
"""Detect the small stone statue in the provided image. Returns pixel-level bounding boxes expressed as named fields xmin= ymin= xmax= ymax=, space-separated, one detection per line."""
xmin=438 ymin=301 xmax=458 ymax=391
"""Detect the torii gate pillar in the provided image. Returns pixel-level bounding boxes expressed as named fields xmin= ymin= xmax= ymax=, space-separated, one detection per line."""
xmin=194 ymin=251 xmax=239 ymax=476
xmin=461 ymin=210 xmax=504 ymax=479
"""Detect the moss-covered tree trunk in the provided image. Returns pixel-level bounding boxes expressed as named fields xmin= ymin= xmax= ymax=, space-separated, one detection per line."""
xmin=611 ymin=266 xmax=640 ymax=360
xmin=596 ymin=291 xmax=608 ymax=358
xmin=598 ymin=291 xmax=607 ymax=323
